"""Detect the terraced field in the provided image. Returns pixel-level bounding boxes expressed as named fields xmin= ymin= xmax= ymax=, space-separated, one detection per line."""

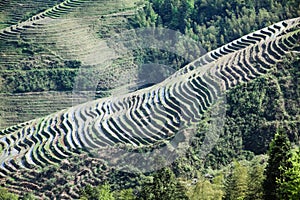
xmin=0 ymin=16 xmax=299 ymax=198
xmin=0 ymin=91 xmax=94 ymax=130
xmin=0 ymin=0 xmax=137 ymax=67
xmin=0 ymin=0 xmax=141 ymax=130
xmin=0 ymin=0 xmax=61 ymax=28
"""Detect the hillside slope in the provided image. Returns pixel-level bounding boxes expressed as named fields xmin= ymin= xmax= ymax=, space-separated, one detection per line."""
xmin=0 ymin=17 xmax=299 ymax=199
xmin=0 ymin=0 xmax=141 ymax=129
xmin=0 ymin=0 xmax=299 ymax=199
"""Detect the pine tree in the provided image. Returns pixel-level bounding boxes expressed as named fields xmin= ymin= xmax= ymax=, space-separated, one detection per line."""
xmin=263 ymin=132 xmax=292 ymax=200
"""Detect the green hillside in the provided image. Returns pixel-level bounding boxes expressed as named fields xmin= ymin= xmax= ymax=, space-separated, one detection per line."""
xmin=0 ymin=0 xmax=299 ymax=199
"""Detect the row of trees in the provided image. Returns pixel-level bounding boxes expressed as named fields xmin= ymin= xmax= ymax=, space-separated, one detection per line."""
xmin=0 ymin=60 xmax=81 ymax=93
xmin=79 ymin=168 xmax=188 ymax=200
xmin=132 ymin=0 xmax=300 ymax=51
xmin=1 ymin=69 xmax=77 ymax=93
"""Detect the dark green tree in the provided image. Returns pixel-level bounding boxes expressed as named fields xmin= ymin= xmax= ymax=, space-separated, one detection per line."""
xmin=138 ymin=168 xmax=188 ymax=200
xmin=263 ymin=131 xmax=292 ymax=200
xmin=80 ymin=183 xmax=114 ymax=200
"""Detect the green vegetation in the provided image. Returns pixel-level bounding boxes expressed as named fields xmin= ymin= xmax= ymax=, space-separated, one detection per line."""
xmin=132 ymin=0 xmax=300 ymax=51
xmin=76 ymin=134 xmax=297 ymax=200
xmin=188 ymin=174 xmax=224 ymax=200
xmin=138 ymin=168 xmax=189 ymax=200
xmin=80 ymin=182 xmax=135 ymax=200
xmin=279 ymin=149 xmax=300 ymax=199
xmin=0 ymin=187 xmax=18 ymax=200
xmin=224 ymin=161 xmax=249 ymax=200
xmin=80 ymin=183 xmax=115 ymax=200
xmin=263 ymin=131 xmax=293 ymax=200
xmin=0 ymin=188 xmax=37 ymax=200
xmin=79 ymin=168 xmax=188 ymax=200
xmin=0 ymin=0 xmax=299 ymax=199
xmin=23 ymin=193 xmax=37 ymax=200
xmin=1 ymin=68 xmax=77 ymax=93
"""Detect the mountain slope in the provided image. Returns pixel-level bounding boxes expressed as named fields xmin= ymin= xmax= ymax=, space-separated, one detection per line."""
xmin=0 ymin=18 xmax=299 ymax=198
